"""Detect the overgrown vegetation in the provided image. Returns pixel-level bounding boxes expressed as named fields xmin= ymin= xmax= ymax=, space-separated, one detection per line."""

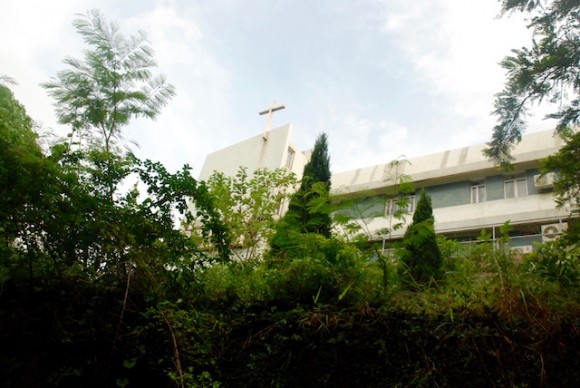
xmin=399 ymin=189 xmax=442 ymax=287
xmin=202 ymin=167 xmax=298 ymax=261
xmin=1 ymin=9 xmax=579 ymax=388
xmin=484 ymin=0 xmax=579 ymax=167
xmin=542 ymin=130 xmax=580 ymax=216
xmin=270 ymin=133 xmax=333 ymax=256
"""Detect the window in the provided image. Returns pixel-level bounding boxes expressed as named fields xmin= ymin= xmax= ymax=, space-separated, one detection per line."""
xmin=504 ymin=175 xmax=528 ymax=198
xmin=285 ymin=147 xmax=295 ymax=170
xmin=471 ymin=183 xmax=486 ymax=203
xmin=349 ymin=196 xmax=386 ymax=219
xmin=385 ymin=195 xmax=415 ymax=216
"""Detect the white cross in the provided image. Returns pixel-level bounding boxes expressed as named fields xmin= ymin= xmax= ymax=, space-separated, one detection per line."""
xmin=259 ymin=102 xmax=285 ymax=140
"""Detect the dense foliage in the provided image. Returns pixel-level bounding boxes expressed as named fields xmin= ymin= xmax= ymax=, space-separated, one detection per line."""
xmin=202 ymin=167 xmax=298 ymax=261
xmin=270 ymin=133 xmax=333 ymax=256
xmin=484 ymin=0 xmax=579 ymax=166
xmin=1 ymin=9 xmax=578 ymax=388
xmin=542 ymin=130 xmax=580 ymax=216
xmin=42 ymin=9 xmax=175 ymax=156
xmin=0 ymin=84 xmax=46 ymax=261
xmin=400 ymin=189 xmax=442 ymax=286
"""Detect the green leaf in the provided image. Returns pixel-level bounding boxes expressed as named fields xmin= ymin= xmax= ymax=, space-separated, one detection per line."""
xmin=123 ymin=358 xmax=137 ymax=369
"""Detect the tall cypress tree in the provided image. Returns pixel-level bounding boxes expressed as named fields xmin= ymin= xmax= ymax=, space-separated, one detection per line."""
xmin=297 ymin=133 xmax=332 ymax=237
xmin=399 ymin=189 xmax=442 ymax=286
xmin=270 ymin=133 xmax=332 ymax=254
xmin=299 ymin=133 xmax=331 ymax=193
xmin=410 ymin=188 xmax=434 ymax=225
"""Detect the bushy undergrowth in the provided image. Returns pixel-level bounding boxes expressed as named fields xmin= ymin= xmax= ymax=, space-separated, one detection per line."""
xmin=2 ymin=234 xmax=578 ymax=387
xmin=171 ymin=234 xmax=579 ymax=386
xmin=197 ymin=237 xmax=381 ymax=308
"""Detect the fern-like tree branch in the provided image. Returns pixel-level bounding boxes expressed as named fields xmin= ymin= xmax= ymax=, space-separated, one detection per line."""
xmin=484 ymin=0 xmax=579 ymax=167
xmin=42 ymin=9 xmax=176 ymax=155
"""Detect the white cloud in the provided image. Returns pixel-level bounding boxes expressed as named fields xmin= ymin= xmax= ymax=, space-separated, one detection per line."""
xmin=0 ymin=1 xmax=92 ymax=134
xmin=363 ymin=0 xmax=559 ymax=158
xmin=122 ymin=4 xmax=235 ymax=172
xmin=126 ymin=6 xmax=202 ymax=65
xmin=377 ymin=0 xmax=531 ymax=108
xmin=318 ymin=109 xmax=412 ymax=173
xmin=1 ymin=0 xmax=561 ymax=177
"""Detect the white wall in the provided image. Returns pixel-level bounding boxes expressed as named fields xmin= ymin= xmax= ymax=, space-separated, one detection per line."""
xmin=198 ymin=123 xmax=308 ymax=181
xmin=330 ymin=129 xmax=570 ymax=241
xmin=331 ymin=130 xmax=563 ymax=196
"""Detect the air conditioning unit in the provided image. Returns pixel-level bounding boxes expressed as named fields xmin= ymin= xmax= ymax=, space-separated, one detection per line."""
xmin=534 ymin=172 xmax=556 ymax=189
xmin=541 ymin=222 xmax=568 ymax=242
xmin=511 ymin=245 xmax=533 ymax=254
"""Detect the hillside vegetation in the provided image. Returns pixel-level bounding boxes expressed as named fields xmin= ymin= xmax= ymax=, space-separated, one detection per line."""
xmin=2 ymin=5 xmax=579 ymax=386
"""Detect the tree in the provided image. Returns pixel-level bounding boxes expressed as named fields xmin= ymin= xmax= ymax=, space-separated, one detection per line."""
xmin=31 ymin=11 xmax=231 ymax=276
xmin=0 ymin=84 xmax=42 ymax=212
xmin=484 ymin=0 xmax=579 ymax=166
xmin=399 ymin=189 xmax=442 ymax=286
xmin=136 ymin=160 xmax=232 ymax=265
xmin=42 ymin=9 xmax=175 ymax=155
xmin=0 ymin=83 xmax=51 ymax=279
xmin=203 ymin=167 xmax=297 ymax=261
xmin=542 ymin=130 xmax=580 ymax=213
xmin=300 ymin=133 xmax=332 ymax=192
xmin=332 ymin=157 xmax=414 ymax=295
xmin=270 ymin=133 xmax=332 ymax=255
xmin=289 ymin=132 xmax=332 ymax=237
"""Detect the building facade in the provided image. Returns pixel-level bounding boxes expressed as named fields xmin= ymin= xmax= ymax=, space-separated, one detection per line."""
xmin=332 ymin=130 xmax=573 ymax=251
xmin=198 ymin=123 xmax=309 ymax=181
xmin=199 ymin=126 xmax=574 ymax=252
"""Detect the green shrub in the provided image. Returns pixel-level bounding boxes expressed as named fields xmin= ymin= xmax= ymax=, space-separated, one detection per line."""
xmin=525 ymin=240 xmax=579 ymax=288
xmin=399 ymin=189 xmax=442 ymax=287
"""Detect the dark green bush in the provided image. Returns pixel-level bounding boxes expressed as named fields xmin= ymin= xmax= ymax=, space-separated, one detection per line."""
xmin=399 ymin=189 xmax=442 ymax=287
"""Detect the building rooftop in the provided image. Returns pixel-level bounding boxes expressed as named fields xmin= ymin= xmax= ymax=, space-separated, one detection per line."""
xmin=331 ymin=130 xmax=563 ymax=198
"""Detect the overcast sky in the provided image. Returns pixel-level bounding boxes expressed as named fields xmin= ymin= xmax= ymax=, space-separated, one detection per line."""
xmin=1 ymin=0 xmax=558 ymax=176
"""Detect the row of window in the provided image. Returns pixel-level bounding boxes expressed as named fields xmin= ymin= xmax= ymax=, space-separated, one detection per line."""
xmin=384 ymin=175 xmax=530 ymax=217
xmin=385 ymin=196 xmax=415 ymax=216
xmin=471 ymin=175 xmax=528 ymax=204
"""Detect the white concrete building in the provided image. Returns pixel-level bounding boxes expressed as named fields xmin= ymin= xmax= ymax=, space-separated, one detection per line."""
xmin=332 ymin=130 xmax=573 ymax=250
xmin=198 ymin=123 xmax=309 ymax=181
xmin=200 ymin=126 xmax=574 ymax=251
